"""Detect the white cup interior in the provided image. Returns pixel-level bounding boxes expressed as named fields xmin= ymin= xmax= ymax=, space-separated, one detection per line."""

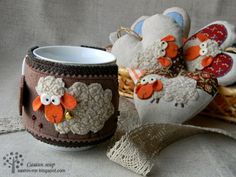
xmin=33 ymin=46 xmax=116 ymax=65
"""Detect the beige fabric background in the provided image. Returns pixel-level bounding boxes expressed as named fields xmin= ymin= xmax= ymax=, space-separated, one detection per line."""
xmin=1 ymin=0 xmax=236 ymax=119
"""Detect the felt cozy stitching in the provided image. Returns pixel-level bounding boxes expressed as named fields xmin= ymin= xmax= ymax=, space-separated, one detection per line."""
xmin=32 ymin=76 xmax=115 ymax=135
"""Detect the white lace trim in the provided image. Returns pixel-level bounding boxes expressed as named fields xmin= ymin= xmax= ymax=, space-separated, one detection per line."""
xmin=0 ymin=117 xmax=25 ymax=134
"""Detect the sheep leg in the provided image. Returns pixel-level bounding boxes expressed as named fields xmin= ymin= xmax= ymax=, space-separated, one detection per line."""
xmin=174 ymin=102 xmax=185 ymax=108
xmin=150 ymin=98 xmax=155 ymax=103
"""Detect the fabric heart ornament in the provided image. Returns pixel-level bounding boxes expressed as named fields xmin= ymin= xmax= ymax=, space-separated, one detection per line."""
xmin=134 ymin=70 xmax=218 ymax=124
xmin=183 ymin=21 xmax=236 ymax=86
xmin=110 ymin=7 xmax=190 ymax=75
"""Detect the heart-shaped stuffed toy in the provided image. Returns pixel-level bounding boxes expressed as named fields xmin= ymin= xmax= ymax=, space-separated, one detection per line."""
xmin=110 ymin=7 xmax=190 ymax=75
xmin=134 ymin=70 xmax=218 ymax=124
xmin=183 ymin=21 xmax=236 ymax=86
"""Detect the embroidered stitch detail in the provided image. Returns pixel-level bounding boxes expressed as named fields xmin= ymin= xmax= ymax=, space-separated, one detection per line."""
xmin=190 ymin=24 xmax=228 ymax=46
xmin=203 ymin=53 xmax=233 ymax=77
xmin=163 ymin=76 xmax=199 ymax=106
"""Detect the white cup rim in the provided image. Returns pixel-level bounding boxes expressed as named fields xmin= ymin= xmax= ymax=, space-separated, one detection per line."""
xmin=33 ymin=45 xmax=116 ymax=65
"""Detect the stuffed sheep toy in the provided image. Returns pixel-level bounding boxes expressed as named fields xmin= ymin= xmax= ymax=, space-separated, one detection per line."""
xmin=183 ymin=21 xmax=236 ymax=86
xmin=110 ymin=7 xmax=190 ymax=78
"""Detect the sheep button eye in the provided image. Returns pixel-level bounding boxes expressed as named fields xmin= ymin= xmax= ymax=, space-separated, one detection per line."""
xmin=200 ymin=48 xmax=208 ymax=56
xmin=161 ymin=41 xmax=168 ymax=49
xmin=51 ymin=96 xmax=60 ymax=105
xmin=40 ymin=94 xmax=51 ymax=105
xmin=159 ymin=49 xmax=166 ymax=57
xmin=141 ymin=79 xmax=147 ymax=84
xmin=149 ymin=77 xmax=156 ymax=84
xmin=200 ymin=42 xmax=207 ymax=48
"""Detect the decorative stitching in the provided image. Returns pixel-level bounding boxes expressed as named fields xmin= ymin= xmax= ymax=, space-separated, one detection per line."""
xmin=26 ymin=47 xmax=118 ymax=77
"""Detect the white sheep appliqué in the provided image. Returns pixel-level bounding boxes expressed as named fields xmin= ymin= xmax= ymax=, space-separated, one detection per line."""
xmin=35 ymin=76 xmax=114 ymax=135
xmin=136 ymin=75 xmax=199 ymax=107
xmin=163 ymin=76 xmax=199 ymax=107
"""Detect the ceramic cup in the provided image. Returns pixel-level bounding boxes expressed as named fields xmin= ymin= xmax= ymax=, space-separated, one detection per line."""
xmin=19 ymin=46 xmax=119 ymax=150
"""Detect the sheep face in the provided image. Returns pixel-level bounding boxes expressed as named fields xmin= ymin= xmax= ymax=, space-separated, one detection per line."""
xmin=32 ymin=76 xmax=77 ymax=123
xmin=135 ymin=75 xmax=163 ymax=100
xmin=32 ymin=92 xmax=77 ymax=123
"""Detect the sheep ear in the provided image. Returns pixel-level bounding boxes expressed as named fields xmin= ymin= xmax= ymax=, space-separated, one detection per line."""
xmin=163 ymin=7 xmax=190 ymax=38
xmin=131 ymin=16 xmax=148 ymax=37
xmin=196 ymin=33 xmax=209 ymax=42
xmin=32 ymin=96 xmax=42 ymax=111
xmin=61 ymin=93 xmax=77 ymax=110
xmin=127 ymin=68 xmax=145 ymax=84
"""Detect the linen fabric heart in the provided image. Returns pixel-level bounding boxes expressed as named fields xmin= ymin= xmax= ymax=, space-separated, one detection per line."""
xmin=110 ymin=7 xmax=190 ymax=75
xmin=183 ymin=21 xmax=236 ymax=86
xmin=134 ymin=70 xmax=218 ymax=124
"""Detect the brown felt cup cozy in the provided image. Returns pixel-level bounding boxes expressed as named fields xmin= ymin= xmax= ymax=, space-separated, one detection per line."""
xmin=19 ymin=46 xmax=119 ymax=148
